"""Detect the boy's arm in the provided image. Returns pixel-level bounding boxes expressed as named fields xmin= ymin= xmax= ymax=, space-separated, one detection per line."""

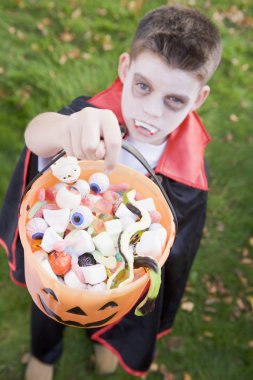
xmin=24 ymin=107 xmax=122 ymax=173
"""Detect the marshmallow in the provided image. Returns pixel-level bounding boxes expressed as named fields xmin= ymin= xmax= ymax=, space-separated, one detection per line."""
xmin=115 ymin=203 xmax=137 ymax=220
xmin=104 ymin=219 xmax=122 ymax=245
xmin=80 ymin=264 xmax=107 ymax=285
xmin=136 ymin=231 xmax=163 ymax=259
xmin=64 ymin=230 xmax=95 ymax=256
xmin=149 ymin=223 xmax=167 ymax=247
xmin=93 ymin=232 xmax=116 ymax=256
xmin=55 ymin=185 xmax=81 ymax=209
xmin=43 ymin=208 xmax=70 ymax=233
xmin=41 ymin=227 xmax=63 ymax=253
xmin=136 ymin=198 xmax=156 ymax=212
xmin=64 ymin=270 xmax=87 ymax=289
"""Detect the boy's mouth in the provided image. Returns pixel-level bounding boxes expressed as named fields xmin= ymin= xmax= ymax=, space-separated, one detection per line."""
xmin=134 ymin=120 xmax=159 ymax=136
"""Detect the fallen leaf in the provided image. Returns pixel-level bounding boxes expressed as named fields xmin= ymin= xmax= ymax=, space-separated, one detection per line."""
xmin=0 ymin=66 xmax=5 ymax=75
xmin=216 ymin=222 xmax=225 ymax=232
xmin=183 ymin=373 xmax=192 ymax=380
xmin=225 ymin=132 xmax=234 ymax=142
xmin=60 ymin=31 xmax=75 ymax=42
xmin=248 ymin=340 xmax=253 ymax=348
xmin=181 ymin=301 xmax=195 ymax=312
xmin=247 ymin=296 xmax=253 ymax=310
xmin=249 ymin=237 xmax=253 ymax=247
xmin=203 ymin=331 xmax=214 ymax=337
xmin=229 ymin=114 xmax=239 ymax=122
xmin=150 ymin=362 xmax=159 ymax=372
xmin=167 ymin=336 xmax=183 ymax=351
xmin=202 ymin=314 xmax=213 ymax=322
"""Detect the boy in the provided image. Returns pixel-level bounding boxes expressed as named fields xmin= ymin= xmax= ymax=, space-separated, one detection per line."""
xmin=0 ymin=5 xmax=221 ymax=380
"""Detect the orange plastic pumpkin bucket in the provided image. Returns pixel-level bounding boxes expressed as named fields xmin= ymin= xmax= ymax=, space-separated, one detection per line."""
xmin=19 ymin=159 xmax=176 ymax=328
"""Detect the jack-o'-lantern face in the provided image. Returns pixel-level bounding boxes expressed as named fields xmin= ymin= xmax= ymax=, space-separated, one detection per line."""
xmin=39 ymin=288 xmax=119 ymax=328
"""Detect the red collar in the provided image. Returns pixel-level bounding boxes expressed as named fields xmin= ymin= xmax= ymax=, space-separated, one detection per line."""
xmin=89 ymin=77 xmax=210 ymax=190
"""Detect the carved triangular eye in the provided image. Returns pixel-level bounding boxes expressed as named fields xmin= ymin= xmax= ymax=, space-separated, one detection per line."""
xmin=99 ymin=301 xmax=118 ymax=310
xmin=67 ymin=307 xmax=87 ymax=315
xmin=43 ymin=288 xmax=59 ymax=302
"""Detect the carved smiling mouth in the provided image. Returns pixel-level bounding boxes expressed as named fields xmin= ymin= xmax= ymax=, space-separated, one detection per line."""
xmin=134 ymin=119 xmax=159 ymax=135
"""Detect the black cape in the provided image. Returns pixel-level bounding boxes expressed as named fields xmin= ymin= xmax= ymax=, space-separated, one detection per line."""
xmin=0 ymin=94 xmax=208 ymax=376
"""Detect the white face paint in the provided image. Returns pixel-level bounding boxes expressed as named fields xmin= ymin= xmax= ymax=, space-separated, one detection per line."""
xmin=119 ymin=50 xmax=209 ymax=145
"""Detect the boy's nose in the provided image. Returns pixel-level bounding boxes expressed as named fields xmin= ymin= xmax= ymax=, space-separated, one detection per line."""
xmin=143 ymin=98 xmax=163 ymax=118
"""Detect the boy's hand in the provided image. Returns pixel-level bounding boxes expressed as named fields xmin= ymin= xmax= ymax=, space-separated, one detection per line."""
xmin=61 ymin=108 xmax=122 ymax=173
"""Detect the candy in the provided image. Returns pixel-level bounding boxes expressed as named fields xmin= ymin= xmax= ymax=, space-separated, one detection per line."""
xmin=72 ymin=179 xmax=90 ymax=198
xmin=26 ymin=217 xmax=48 ymax=240
xmin=55 ymin=185 xmax=81 ymax=209
xmin=70 ymin=205 xmax=94 ymax=229
xmin=136 ymin=198 xmax=156 ymax=212
xmin=135 ymin=231 xmax=163 ymax=259
xmin=64 ymin=229 xmax=95 ymax=256
xmin=48 ymin=251 xmax=72 ymax=276
xmin=40 ymin=227 xmax=63 ymax=253
xmin=51 ymin=156 xmax=81 ymax=183
xmin=88 ymin=172 xmax=110 ymax=194
xmin=43 ymin=208 xmax=70 ymax=233
xmin=80 ymin=264 xmax=107 ymax=285
xmin=64 ymin=270 xmax=87 ymax=289
xmin=93 ymin=232 xmax=116 ymax=257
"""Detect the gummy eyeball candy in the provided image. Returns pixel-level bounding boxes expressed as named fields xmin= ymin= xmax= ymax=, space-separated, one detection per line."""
xmin=70 ymin=206 xmax=94 ymax=229
xmin=26 ymin=217 xmax=48 ymax=240
xmin=51 ymin=156 xmax=81 ymax=183
xmin=88 ymin=172 xmax=110 ymax=194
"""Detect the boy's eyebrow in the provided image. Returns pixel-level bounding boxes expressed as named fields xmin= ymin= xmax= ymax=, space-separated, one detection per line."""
xmin=133 ymin=73 xmax=190 ymax=102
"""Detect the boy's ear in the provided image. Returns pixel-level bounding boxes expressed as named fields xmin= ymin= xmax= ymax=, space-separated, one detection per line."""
xmin=191 ymin=85 xmax=210 ymax=111
xmin=118 ymin=53 xmax=131 ymax=83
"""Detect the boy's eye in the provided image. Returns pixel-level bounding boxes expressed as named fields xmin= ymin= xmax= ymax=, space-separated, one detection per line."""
xmin=135 ymin=82 xmax=150 ymax=93
xmin=165 ymin=96 xmax=184 ymax=109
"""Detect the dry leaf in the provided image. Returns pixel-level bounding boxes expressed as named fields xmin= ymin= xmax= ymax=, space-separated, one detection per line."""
xmin=181 ymin=301 xmax=195 ymax=312
xmin=183 ymin=373 xmax=192 ymax=380
xmin=163 ymin=371 xmax=176 ymax=380
xmin=202 ymin=314 xmax=213 ymax=322
xmin=60 ymin=31 xmax=75 ymax=42
xmin=167 ymin=336 xmax=183 ymax=351
xmin=247 ymin=296 xmax=253 ymax=310
xmin=225 ymin=132 xmax=234 ymax=142
xmin=150 ymin=362 xmax=159 ymax=372
xmin=72 ymin=8 xmax=82 ymax=18
xmin=203 ymin=331 xmax=214 ymax=337
xmin=229 ymin=114 xmax=239 ymax=122
xmin=0 ymin=66 xmax=5 ymax=75
xmin=236 ymin=297 xmax=247 ymax=311
xmin=248 ymin=340 xmax=253 ymax=348
xmin=216 ymin=222 xmax=225 ymax=232
xmin=249 ymin=237 xmax=253 ymax=247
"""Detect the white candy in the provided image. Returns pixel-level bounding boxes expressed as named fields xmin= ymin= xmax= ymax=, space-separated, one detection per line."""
xmin=136 ymin=231 xmax=163 ymax=259
xmin=40 ymin=260 xmax=58 ymax=279
xmin=149 ymin=223 xmax=167 ymax=247
xmin=88 ymin=172 xmax=110 ymax=194
xmin=115 ymin=203 xmax=137 ymax=220
xmin=104 ymin=219 xmax=122 ymax=245
xmin=72 ymin=179 xmax=90 ymax=198
xmin=40 ymin=227 xmax=63 ymax=253
xmin=80 ymin=264 xmax=107 ymax=285
xmin=136 ymin=198 xmax=156 ymax=212
xmin=26 ymin=217 xmax=48 ymax=240
xmin=64 ymin=270 xmax=87 ymax=289
xmin=43 ymin=208 xmax=70 ymax=233
xmin=70 ymin=205 xmax=94 ymax=229
xmin=55 ymin=185 xmax=81 ymax=209
xmin=51 ymin=156 xmax=81 ymax=183
xmin=93 ymin=232 xmax=116 ymax=256
xmin=64 ymin=230 xmax=95 ymax=256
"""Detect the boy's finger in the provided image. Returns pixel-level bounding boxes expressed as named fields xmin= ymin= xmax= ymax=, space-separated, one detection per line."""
xmin=101 ymin=111 xmax=122 ymax=172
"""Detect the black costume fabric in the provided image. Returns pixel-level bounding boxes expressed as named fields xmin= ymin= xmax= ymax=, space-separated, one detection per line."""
xmin=0 ymin=93 xmax=208 ymax=377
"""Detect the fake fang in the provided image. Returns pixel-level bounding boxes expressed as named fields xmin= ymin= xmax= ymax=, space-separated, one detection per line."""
xmin=134 ymin=120 xmax=158 ymax=135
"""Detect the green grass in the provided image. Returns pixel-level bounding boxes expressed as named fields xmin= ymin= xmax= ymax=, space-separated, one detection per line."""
xmin=0 ymin=0 xmax=253 ymax=379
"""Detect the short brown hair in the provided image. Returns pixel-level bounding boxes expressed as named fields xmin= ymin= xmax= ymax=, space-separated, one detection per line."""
xmin=130 ymin=5 xmax=222 ymax=83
